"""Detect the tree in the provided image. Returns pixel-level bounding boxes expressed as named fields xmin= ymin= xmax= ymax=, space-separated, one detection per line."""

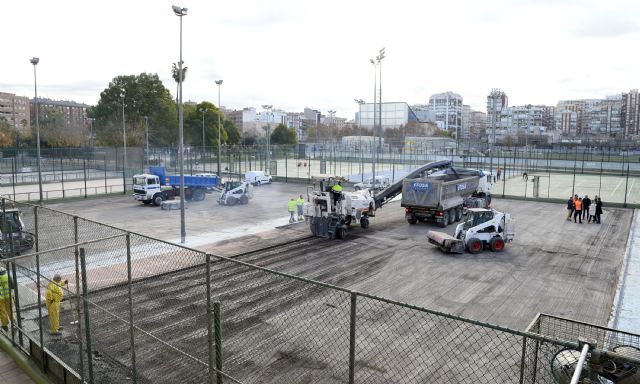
xmin=0 ymin=117 xmax=14 ymax=148
xmin=224 ymin=120 xmax=241 ymax=145
xmin=171 ymin=63 xmax=188 ymax=103
xmin=39 ymin=108 xmax=87 ymax=147
xmin=184 ymin=101 xmax=227 ymax=147
xmin=91 ymin=73 xmax=177 ymax=147
xmin=270 ymin=123 xmax=298 ymax=145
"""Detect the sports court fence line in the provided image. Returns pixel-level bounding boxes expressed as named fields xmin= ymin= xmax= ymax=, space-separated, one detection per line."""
xmin=1 ymin=198 xmax=639 ymax=383
xmin=2 ymin=144 xmax=640 ymax=207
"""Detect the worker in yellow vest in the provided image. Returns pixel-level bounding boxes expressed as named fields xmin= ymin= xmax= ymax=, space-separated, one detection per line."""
xmin=287 ymin=198 xmax=297 ymax=223
xmin=0 ymin=267 xmax=12 ymax=332
xmin=46 ymin=273 xmax=68 ymax=336
xmin=331 ymin=182 xmax=343 ymax=210
xmin=296 ymin=195 xmax=305 ymax=221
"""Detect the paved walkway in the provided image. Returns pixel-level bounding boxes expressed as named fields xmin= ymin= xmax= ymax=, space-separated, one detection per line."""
xmin=0 ymin=344 xmax=33 ymax=384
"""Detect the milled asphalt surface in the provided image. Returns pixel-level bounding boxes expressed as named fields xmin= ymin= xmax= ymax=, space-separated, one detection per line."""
xmin=3 ymin=180 xmax=637 ymax=383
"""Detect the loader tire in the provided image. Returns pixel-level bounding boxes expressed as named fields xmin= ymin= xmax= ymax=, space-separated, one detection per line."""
xmin=490 ymin=237 xmax=505 ymax=252
xmin=240 ymin=195 xmax=249 ymax=205
xmin=467 ymin=238 xmax=483 ymax=254
xmin=336 ymin=227 xmax=347 ymax=240
xmin=227 ymin=196 xmax=237 ymax=205
xmin=360 ymin=217 xmax=369 ymax=229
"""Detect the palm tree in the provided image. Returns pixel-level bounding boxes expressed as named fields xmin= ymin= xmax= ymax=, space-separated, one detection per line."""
xmin=171 ymin=62 xmax=188 ymax=104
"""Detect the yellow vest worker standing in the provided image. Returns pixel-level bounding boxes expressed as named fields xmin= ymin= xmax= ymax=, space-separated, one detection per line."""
xmin=0 ymin=267 xmax=12 ymax=332
xmin=331 ymin=182 xmax=343 ymax=210
xmin=288 ymin=198 xmax=297 ymax=223
xmin=46 ymin=273 xmax=68 ymax=336
xmin=296 ymin=195 xmax=305 ymax=221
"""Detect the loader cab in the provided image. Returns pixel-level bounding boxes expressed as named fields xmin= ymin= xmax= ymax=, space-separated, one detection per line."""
xmin=1 ymin=209 xmax=24 ymax=235
xmin=462 ymin=208 xmax=494 ymax=230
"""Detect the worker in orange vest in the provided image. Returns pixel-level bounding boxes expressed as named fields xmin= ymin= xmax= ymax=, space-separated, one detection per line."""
xmin=573 ymin=197 xmax=583 ymax=223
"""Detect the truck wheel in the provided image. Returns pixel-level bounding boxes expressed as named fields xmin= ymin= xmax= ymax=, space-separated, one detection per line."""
xmin=438 ymin=212 xmax=448 ymax=227
xmin=227 ymin=196 xmax=237 ymax=205
xmin=467 ymin=238 xmax=483 ymax=254
xmin=455 ymin=206 xmax=463 ymax=221
xmin=193 ymin=189 xmax=205 ymax=201
xmin=448 ymin=209 xmax=456 ymax=225
xmin=407 ymin=217 xmax=417 ymax=225
xmin=360 ymin=217 xmax=369 ymax=229
xmin=240 ymin=195 xmax=249 ymax=205
xmin=490 ymin=237 xmax=505 ymax=252
xmin=153 ymin=194 xmax=164 ymax=206
xmin=336 ymin=227 xmax=347 ymax=240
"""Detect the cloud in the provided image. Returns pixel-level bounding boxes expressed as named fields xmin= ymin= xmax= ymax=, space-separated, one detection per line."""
xmin=573 ymin=18 xmax=640 ymax=37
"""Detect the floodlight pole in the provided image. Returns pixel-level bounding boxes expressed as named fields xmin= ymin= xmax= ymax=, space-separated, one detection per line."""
xmin=173 ymin=5 xmax=188 ymax=243
xmin=30 ymin=57 xmax=43 ymax=204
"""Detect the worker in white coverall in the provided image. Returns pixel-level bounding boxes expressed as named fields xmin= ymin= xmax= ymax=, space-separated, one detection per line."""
xmin=46 ymin=273 xmax=68 ymax=336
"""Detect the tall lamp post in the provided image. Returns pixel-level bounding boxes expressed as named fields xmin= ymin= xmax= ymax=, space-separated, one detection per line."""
xmin=262 ymin=105 xmax=273 ymax=173
xmin=30 ymin=57 xmax=43 ymax=204
xmin=144 ymin=116 xmax=149 ymax=169
xmin=173 ymin=5 xmax=187 ymax=243
xmin=199 ymin=108 xmax=206 ymax=172
xmin=354 ymin=99 xmax=365 ymax=181
xmin=370 ymin=48 xmax=385 ymax=195
xmin=120 ymin=90 xmax=127 ymax=193
xmin=215 ymin=80 xmax=223 ymax=177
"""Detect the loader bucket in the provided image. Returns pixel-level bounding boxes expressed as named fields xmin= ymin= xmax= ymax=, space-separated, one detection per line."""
xmin=427 ymin=230 xmax=465 ymax=254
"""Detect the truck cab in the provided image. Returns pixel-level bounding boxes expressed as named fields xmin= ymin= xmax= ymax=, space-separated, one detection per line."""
xmin=133 ymin=174 xmax=167 ymax=205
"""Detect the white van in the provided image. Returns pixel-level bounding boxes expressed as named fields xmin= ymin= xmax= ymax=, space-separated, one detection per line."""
xmin=354 ymin=176 xmax=390 ymax=191
xmin=245 ymin=171 xmax=272 ymax=186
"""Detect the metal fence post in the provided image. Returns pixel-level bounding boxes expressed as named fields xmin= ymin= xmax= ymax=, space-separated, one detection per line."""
xmin=84 ymin=158 xmax=88 ymax=199
xmin=80 ymin=248 xmax=95 ymax=384
xmin=349 ymin=292 xmax=357 ymax=384
xmin=206 ymin=254 xmax=215 ymax=384
xmin=74 ymin=216 xmax=85 ymax=381
xmin=36 ymin=252 xmax=46 ymax=371
xmin=10 ymin=261 xmax=23 ymax=346
xmin=60 ymin=156 xmax=65 ymax=199
xmin=214 ymin=301 xmax=223 ymax=384
xmin=518 ymin=336 xmax=527 ymax=384
xmin=623 ymin=163 xmax=630 ymax=208
xmin=126 ymin=234 xmax=138 ymax=383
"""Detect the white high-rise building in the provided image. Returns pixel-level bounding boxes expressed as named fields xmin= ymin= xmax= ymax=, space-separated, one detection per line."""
xmin=427 ymin=92 xmax=463 ymax=136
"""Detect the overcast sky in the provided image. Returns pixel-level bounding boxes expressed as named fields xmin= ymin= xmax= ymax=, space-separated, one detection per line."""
xmin=2 ymin=0 xmax=639 ymax=119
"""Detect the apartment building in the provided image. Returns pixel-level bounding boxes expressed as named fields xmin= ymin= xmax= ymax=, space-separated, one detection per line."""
xmin=427 ymin=91 xmax=463 ymax=135
xmin=0 ymin=92 xmax=31 ymax=134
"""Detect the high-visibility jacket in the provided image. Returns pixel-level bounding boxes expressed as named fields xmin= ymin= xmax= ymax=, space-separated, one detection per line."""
xmin=296 ymin=197 xmax=304 ymax=206
xmin=332 ymin=184 xmax=343 ymax=192
xmin=574 ymin=199 xmax=582 ymax=210
xmin=46 ymin=280 xmax=66 ymax=304
xmin=287 ymin=200 xmax=297 ymax=212
xmin=0 ymin=273 xmax=9 ymax=300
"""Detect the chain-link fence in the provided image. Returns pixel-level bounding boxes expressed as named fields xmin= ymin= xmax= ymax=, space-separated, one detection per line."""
xmin=1 ymin=197 xmax=639 ymax=383
xmin=3 ymin=143 xmax=640 ymax=207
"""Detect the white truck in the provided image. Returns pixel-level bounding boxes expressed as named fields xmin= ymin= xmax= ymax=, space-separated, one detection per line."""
xmin=245 ymin=171 xmax=272 ymax=186
xmin=354 ymin=176 xmax=391 ymax=191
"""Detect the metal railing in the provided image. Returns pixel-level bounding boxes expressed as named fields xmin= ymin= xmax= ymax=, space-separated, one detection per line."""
xmin=1 ymin=198 xmax=639 ymax=383
xmin=2 ymin=144 xmax=640 ymax=207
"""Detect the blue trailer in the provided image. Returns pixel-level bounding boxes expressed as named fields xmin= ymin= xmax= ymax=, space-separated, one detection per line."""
xmin=132 ymin=166 xmax=219 ymax=206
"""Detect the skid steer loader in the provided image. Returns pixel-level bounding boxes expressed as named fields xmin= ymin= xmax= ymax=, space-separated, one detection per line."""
xmin=427 ymin=207 xmax=514 ymax=254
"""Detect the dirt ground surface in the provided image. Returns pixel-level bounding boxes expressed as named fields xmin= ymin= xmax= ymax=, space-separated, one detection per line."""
xmin=23 ymin=186 xmax=634 ymax=383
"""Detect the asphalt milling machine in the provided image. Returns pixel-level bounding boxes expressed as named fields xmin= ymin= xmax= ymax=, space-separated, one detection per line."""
xmin=303 ymin=160 xmax=452 ymax=239
xmin=0 ymin=206 xmax=35 ymax=257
